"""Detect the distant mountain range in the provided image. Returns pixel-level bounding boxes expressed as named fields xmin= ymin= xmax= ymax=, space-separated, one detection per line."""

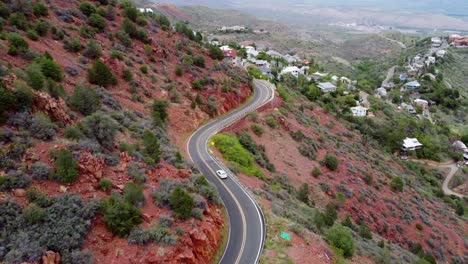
xmin=155 ymin=0 xmax=468 ymax=30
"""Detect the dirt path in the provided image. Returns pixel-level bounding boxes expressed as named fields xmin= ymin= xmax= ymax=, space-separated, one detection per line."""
xmin=379 ymin=35 xmax=406 ymax=49
xmin=409 ymin=159 xmax=465 ymax=198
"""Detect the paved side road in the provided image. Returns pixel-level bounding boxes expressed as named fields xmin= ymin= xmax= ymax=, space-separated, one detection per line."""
xmin=187 ymin=79 xmax=275 ymax=264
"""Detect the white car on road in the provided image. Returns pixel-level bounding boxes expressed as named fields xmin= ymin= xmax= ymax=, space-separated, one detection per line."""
xmin=216 ymin=170 xmax=228 ymax=179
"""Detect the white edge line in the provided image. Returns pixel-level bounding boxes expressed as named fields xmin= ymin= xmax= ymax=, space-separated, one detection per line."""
xmin=186 ymin=79 xmax=274 ymax=263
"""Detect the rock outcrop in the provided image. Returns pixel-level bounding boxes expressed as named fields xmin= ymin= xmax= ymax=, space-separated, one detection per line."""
xmin=34 ymin=92 xmax=72 ymax=125
xmin=78 ymin=150 xmax=106 ymax=182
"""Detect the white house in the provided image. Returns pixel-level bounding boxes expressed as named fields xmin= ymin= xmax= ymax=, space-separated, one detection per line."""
xmin=425 ymin=56 xmax=436 ymax=66
xmin=220 ymin=46 xmax=233 ymax=51
xmin=431 ymin=37 xmax=442 ymax=47
xmin=436 ymin=50 xmax=447 ymax=58
xmin=318 ymin=82 xmax=337 ymax=93
xmin=247 ymin=49 xmax=259 ymax=60
xmin=138 ymin=8 xmax=154 ymax=13
xmin=376 ymin=87 xmax=387 ymax=97
xmin=402 ymin=137 xmax=423 ymax=151
xmin=351 ymin=106 xmax=368 ymax=117
xmin=280 ymin=66 xmax=301 ymax=77
xmin=414 ymin=99 xmax=429 ymax=107
xmin=404 ymin=81 xmax=421 ymax=90
xmin=283 ymin=54 xmax=300 ymax=64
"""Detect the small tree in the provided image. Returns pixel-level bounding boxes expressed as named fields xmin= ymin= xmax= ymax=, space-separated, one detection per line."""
xmin=143 ymin=130 xmax=161 ymax=163
xmin=208 ymin=45 xmax=224 ymax=60
xmin=36 ymin=55 xmax=63 ymax=81
xmin=297 ymin=183 xmax=310 ymax=204
xmin=152 ymin=99 xmax=168 ymax=127
xmin=68 ymin=85 xmax=101 ymax=115
xmin=175 ymin=65 xmax=183 ymax=76
xmin=101 ymin=195 xmax=142 ymax=237
xmin=169 ymin=187 xmax=194 ymax=220
xmin=8 ymin=34 xmax=29 ymax=55
xmin=88 ymin=59 xmax=117 ymax=87
xmin=359 ymin=222 xmax=373 ymax=239
xmin=54 ymin=149 xmax=79 ymax=184
xmin=390 ymin=177 xmax=404 ymax=192
xmin=325 ymin=225 xmax=355 ymax=258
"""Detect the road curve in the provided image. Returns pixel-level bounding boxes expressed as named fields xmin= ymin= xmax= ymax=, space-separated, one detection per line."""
xmin=441 ymin=164 xmax=464 ymax=198
xmin=187 ymin=79 xmax=274 ymax=264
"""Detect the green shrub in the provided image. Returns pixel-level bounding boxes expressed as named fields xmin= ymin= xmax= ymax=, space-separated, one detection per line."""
xmin=0 ymin=85 xmax=16 ymax=122
xmin=341 ymin=215 xmax=354 ymax=229
xmin=68 ymin=85 xmax=101 ymax=115
xmin=14 ymin=83 xmax=34 ymax=109
xmin=26 ymin=64 xmax=45 ymax=90
xmin=26 ymin=188 xmax=52 ymax=207
xmin=35 ymin=20 xmax=49 ymax=36
xmin=123 ymin=182 xmax=145 ymax=206
xmin=390 ymin=177 xmax=404 ymax=192
xmin=88 ymin=13 xmax=106 ymax=30
xmin=359 ymin=223 xmax=373 ymax=239
xmin=29 ymin=112 xmax=57 ymax=141
xmin=99 ymin=178 xmax=112 ymax=191
xmin=54 ymin=149 xmax=79 ymax=184
xmin=140 ymin=65 xmax=148 ymax=74
xmin=208 ymin=45 xmax=224 ymax=60
xmin=81 ymin=112 xmax=119 ymax=148
xmin=23 ymin=204 xmax=46 ymax=224
xmin=88 ymin=59 xmax=117 ymax=87
xmin=0 ymin=170 xmax=32 ymax=191
xmin=193 ymin=55 xmax=206 ymax=68
xmin=175 ymin=65 xmax=183 ymax=76
xmin=30 ymin=162 xmax=51 ymax=180
xmin=64 ymin=37 xmax=84 ymax=52
xmin=111 ymin=50 xmax=123 ymax=60
xmin=312 ymin=167 xmax=322 ymax=178
xmin=169 ymin=187 xmax=194 ymax=220
xmin=265 ymin=115 xmax=277 ymax=128
xmin=64 ymin=125 xmax=83 ymax=140
xmin=26 ymin=29 xmax=39 ymax=41
xmin=297 ymin=183 xmax=310 ymax=204
xmin=83 ymin=40 xmax=102 ymax=59
xmin=0 ymin=4 xmax=9 ymax=18
xmin=251 ymin=124 xmax=264 ymax=136
xmin=123 ymin=68 xmax=132 ymax=82
xmin=415 ymin=223 xmax=424 ymax=230
xmin=44 ymin=79 xmax=65 ymax=99
xmin=152 ymin=99 xmax=168 ymax=127
xmin=325 ymin=225 xmax=355 ymax=258
xmin=143 ymin=130 xmax=161 ymax=163
xmin=36 ymin=55 xmax=63 ymax=81
xmin=101 ymin=194 xmax=142 ymax=237
xmin=9 ymin=13 xmax=29 ymax=30
xmin=8 ymin=34 xmax=29 ymax=55
xmin=32 ymin=2 xmax=48 ymax=17
xmin=79 ymin=2 xmax=96 ymax=17
xmin=321 ymin=153 xmax=339 ymax=171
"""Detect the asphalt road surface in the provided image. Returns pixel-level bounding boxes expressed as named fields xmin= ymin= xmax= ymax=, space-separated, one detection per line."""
xmin=187 ymin=79 xmax=274 ymax=264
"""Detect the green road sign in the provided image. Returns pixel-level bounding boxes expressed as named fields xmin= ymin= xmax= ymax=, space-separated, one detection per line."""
xmin=281 ymin=231 xmax=291 ymax=241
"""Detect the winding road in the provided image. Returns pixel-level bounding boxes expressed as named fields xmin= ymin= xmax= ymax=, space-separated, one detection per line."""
xmin=187 ymin=79 xmax=275 ymax=264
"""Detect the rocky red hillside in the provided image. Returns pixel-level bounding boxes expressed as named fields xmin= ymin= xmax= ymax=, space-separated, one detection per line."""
xmin=215 ymin=94 xmax=466 ymax=263
xmin=0 ymin=0 xmax=251 ymax=263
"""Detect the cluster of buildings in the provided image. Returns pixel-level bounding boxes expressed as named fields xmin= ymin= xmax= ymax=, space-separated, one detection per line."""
xmin=218 ymin=26 xmax=247 ymax=32
xmin=449 ymin=34 xmax=468 ymax=48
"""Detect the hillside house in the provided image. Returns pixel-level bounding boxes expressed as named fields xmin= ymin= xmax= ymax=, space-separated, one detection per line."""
xmin=399 ymin=73 xmax=408 ymax=82
xmin=414 ymin=99 xmax=428 ymax=108
xmin=220 ymin=46 xmax=233 ymax=51
xmin=280 ymin=66 xmax=300 ymax=77
xmin=425 ymin=56 xmax=436 ymax=66
xmin=318 ymin=82 xmax=337 ymax=93
xmin=402 ymin=137 xmax=423 ymax=151
xmin=283 ymin=54 xmax=300 ymax=64
xmin=351 ymin=106 xmax=368 ymax=117
xmin=376 ymin=87 xmax=387 ymax=97
xmin=431 ymin=37 xmax=442 ymax=47
xmin=436 ymin=50 xmax=447 ymax=58
xmin=452 ymin=141 xmax=468 ymax=152
xmin=401 ymin=103 xmax=416 ymax=114
xmin=404 ymin=81 xmax=421 ymax=90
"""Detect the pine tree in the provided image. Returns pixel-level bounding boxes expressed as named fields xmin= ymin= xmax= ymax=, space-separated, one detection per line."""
xmin=88 ymin=59 xmax=117 ymax=87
